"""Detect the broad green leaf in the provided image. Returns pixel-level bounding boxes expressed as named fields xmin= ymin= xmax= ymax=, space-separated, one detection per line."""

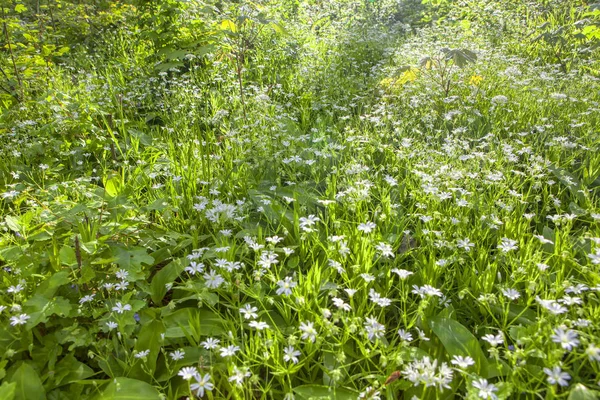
xmin=52 ymin=354 xmax=95 ymax=388
xmin=542 ymin=226 xmax=555 ymax=253
xmin=59 ymin=246 xmax=77 ymax=266
xmin=135 ymin=320 xmax=165 ymax=373
xmin=441 ymin=48 xmax=477 ymax=68
xmin=568 ymin=384 xmax=599 ymax=400
xmin=36 ymin=270 xmax=70 ymax=298
xmin=15 ymin=4 xmax=27 ymax=13
xmin=162 ymin=308 xmax=226 ymax=338
xmin=428 ymin=316 xmax=487 ymax=375
xmin=220 ymin=19 xmax=237 ymax=32
xmin=97 ymin=377 xmax=161 ymax=400
xmin=113 ymin=247 xmax=154 ymax=276
xmin=293 ymin=385 xmax=357 ymax=400
xmin=10 ymin=363 xmax=46 ymax=400
xmin=5 ymin=216 xmax=21 ymax=233
xmin=103 ymin=177 xmax=121 ymax=197
xmin=150 ymin=258 xmax=185 ymax=304
xmin=0 ymin=382 xmax=16 ymax=400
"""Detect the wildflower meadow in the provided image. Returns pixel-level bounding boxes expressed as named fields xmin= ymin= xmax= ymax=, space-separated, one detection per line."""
xmin=0 ymin=0 xmax=600 ymax=398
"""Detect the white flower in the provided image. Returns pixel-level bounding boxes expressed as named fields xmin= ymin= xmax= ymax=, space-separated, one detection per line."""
xmin=201 ymin=338 xmax=220 ymax=350
xmin=451 ymin=355 xmax=475 ymax=368
xmin=9 ymin=313 xmax=29 ymax=326
xmin=299 ymin=321 xmax=317 ymax=343
xmin=544 ymin=366 xmax=571 ymax=387
xmin=7 ymin=284 xmax=24 ymax=293
xmin=364 ymin=316 xmax=385 ymax=341
xmin=248 ymin=320 xmax=270 ymax=330
xmin=457 ymin=238 xmax=474 ymax=251
xmin=332 ymin=297 xmax=352 ymax=311
xmin=240 ymin=304 xmax=258 ymax=320
xmin=472 ymin=378 xmax=498 ymax=399
xmin=283 ymin=346 xmax=301 ymax=364
xmin=276 ymin=277 xmax=297 ymax=296
xmin=111 ymin=302 xmax=131 ymax=314
xmin=375 ymin=242 xmax=394 ymax=258
xmin=79 ymin=294 xmax=95 ymax=304
xmin=106 ymin=321 xmax=118 ymax=330
xmin=190 ymin=373 xmax=214 ymax=398
xmin=391 ymin=268 xmax=414 ymax=279
xmin=178 ymin=366 xmax=198 ymax=380
xmin=220 ymin=345 xmax=240 ymax=358
xmin=586 ymin=344 xmax=600 ymax=361
xmin=500 ymin=288 xmax=520 ymax=300
xmin=551 ymin=327 xmax=579 ymax=351
xmin=299 ymin=215 xmax=320 ymax=232
xmin=169 ymin=349 xmax=185 ymax=361
xmin=185 ymin=261 xmax=205 ymax=275
xmin=115 ymin=269 xmax=129 ymax=280
xmin=412 ymin=284 xmax=442 ymax=298
xmin=229 ymin=366 xmax=251 ymax=386
xmin=360 ymin=273 xmax=376 ymax=283
xmin=491 ymin=95 xmax=508 ymax=104
xmin=482 ymin=333 xmax=504 ymax=347
xmin=134 ymin=349 xmax=150 ymax=359
xmin=369 ymin=289 xmax=392 ymax=307
xmin=358 ymin=221 xmax=376 ymax=234
xmin=397 ymin=329 xmax=413 ymax=342
xmin=497 ymin=238 xmax=518 ymax=253
xmin=203 ymin=270 xmax=225 ymax=289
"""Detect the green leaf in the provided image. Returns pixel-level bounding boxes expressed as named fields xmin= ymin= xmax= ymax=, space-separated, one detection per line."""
xmin=270 ymin=22 xmax=288 ymax=35
xmin=162 ymin=309 xmax=226 ymax=338
xmin=0 ymin=382 xmax=16 ymax=400
xmin=5 ymin=216 xmax=21 ymax=233
xmin=103 ymin=177 xmax=121 ymax=197
xmin=150 ymin=258 xmax=185 ymax=304
xmin=113 ymin=247 xmax=154 ymax=277
xmin=135 ymin=320 xmax=165 ymax=373
xmin=441 ymin=48 xmax=478 ymax=68
xmin=428 ymin=316 xmax=488 ymax=375
xmin=9 ymin=363 xmax=46 ymax=400
xmin=293 ymin=384 xmax=357 ymax=400
xmin=52 ymin=354 xmax=95 ymax=388
xmin=568 ymin=384 xmax=600 ymax=400
xmin=220 ymin=19 xmax=237 ymax=32
xmin=59 ymin=246 xmax=77 ymax=267
xmin=97 ymin=377 xmax=161 ymax=400
xmin=15 ymin=4 xmax=27 ymax=13
xmin=36 ymin=270 xmax=70 ymax=298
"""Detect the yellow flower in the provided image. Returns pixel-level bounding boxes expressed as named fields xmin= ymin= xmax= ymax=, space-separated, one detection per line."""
xmin=469 ymin=75 xmax=484 ymax=86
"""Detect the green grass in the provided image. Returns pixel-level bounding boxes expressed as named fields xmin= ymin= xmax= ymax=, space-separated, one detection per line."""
xmin=0 ymin=0 xmax=599 ymax=399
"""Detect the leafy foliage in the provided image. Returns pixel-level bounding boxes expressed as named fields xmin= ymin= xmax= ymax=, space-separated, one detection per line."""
xmin=0 ymin=0 xmax=599 ymax=399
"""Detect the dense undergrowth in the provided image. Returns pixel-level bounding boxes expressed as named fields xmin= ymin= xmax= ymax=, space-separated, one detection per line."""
xmin=1 ymin=0 xmax=600 ymax=399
